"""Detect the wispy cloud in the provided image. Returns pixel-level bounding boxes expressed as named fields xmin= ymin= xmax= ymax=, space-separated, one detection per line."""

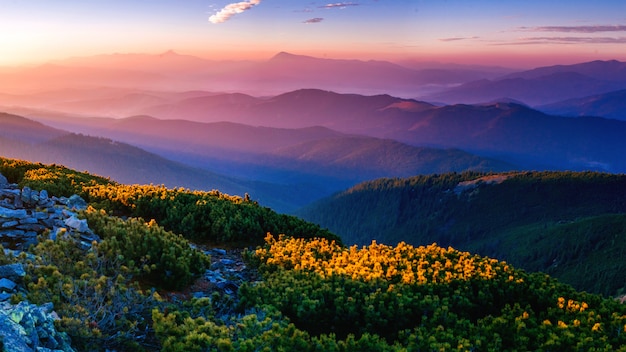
xmin=319 ymin=2 xmax=359 ymax=9
xmin=517 ymin=25 xmax=626 ymax=33
xmin=303 ymin=17 xmax=324 ymax=24
xmin=439 ymin=36 xmax=479 ymax=42
xmin=495 ymin=36 xmax=626 ymax=45
xmin=209 ymin=0 xmax=261 ymax=24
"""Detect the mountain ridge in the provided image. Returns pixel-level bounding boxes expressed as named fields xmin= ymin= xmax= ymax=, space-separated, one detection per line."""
xmin=539 ymin=89 xmax=626 ymax=121
xmin=425 ymin=60 xmax=626 ymax=105
xmin=14 ymin=87 xmax=626 ymax=174
xmin=2 ymin=110 xmax=515 ymax=212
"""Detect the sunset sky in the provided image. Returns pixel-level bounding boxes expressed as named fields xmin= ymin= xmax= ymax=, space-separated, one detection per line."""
xmin=1 ymin=0 xmax=625 ymax=67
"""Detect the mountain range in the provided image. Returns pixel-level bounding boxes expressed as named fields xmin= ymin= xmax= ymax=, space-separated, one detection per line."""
xmin=3 ymin=51 xmax=625 ymax=108
xmin=539 ymin=89 xmax=626 ymax=121
xmin=0 ymin=111 xmax=509 ymax=212
xmin=19 ymin=87 xmax=625 ymax=173
xmin=425 ymin=60 xmax=626 ymax=106
xmin=0 ymin=51 xmax=510 ymax=98
xmin=2 ymin=52 xmax=626 ymax=211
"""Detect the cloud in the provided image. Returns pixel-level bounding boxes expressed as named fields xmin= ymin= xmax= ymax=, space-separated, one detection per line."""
xmin=517 ymin=25 xmax=626 ymax=33
xmin=439 ymin=36 xmax=479 ymax=42
xmin=209 ymin=0 xmax=261 ymax=24
xmin=319 ymin=2 xmax=359 ymax=9
xmin=495 ymin=36 xmax=626 ymax=45
xmin=303 ymin=17 xmax=324 ymax=24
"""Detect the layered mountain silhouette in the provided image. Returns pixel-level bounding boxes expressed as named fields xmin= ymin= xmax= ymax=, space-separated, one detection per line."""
xmin=0 ymin=51 xmax=514 ymax=98
xmin=539 ymin=89 xmax=626 ymax=121
xmin=1 ymin=111 xmax=511 ymax=212
xmin=12 ymin=87 xmax=626 ymax=174
xmin=425 ymin=60 xmax=626 ymax=106
xmin=3 ymin=53 xmax=626 ymax=212
xmin=0 ymin=112 xmax=317 ymax=211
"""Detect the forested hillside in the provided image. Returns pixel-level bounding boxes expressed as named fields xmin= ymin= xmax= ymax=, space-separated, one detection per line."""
xmin=297 ymin=171 xmax=626 ymax=296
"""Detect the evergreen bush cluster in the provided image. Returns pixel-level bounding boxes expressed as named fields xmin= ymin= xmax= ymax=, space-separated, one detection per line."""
xmin=82 ymin=184 xmax=339 ymax=245
xmin=237 ymin=235 xmax=626 ymax=351
xmin=298 ymin=171 xmax=626 ymax=295
xmin=1 ymin=156 xmax=339 ymax=245
xmin=1 ymin=206 xmax=210 ymax=349
xmin=82 ymin=207 xmax=211 ymax=289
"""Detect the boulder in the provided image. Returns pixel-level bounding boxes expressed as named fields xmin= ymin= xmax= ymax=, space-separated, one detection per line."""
xmin=67 ymin=195 xmax=87 ymax=211
xmin=0 ymin=277 xmax=17 ymax=292
xmin=0 ymin=292 xmax=11 ymax=302
xmin=0 ymin=263 xmax=26 ymax=281
xmin=0 ymin=172 xmax=7 ymax=187
xmin=0 ymin=207 xmax=27 ymax=219
xmin=0 ymin=301 xmax=75 ymax=352
xmin=64 ymin=216 xmax=90 ymax=233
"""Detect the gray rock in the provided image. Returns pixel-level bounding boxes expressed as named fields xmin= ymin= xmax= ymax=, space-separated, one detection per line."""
xmin=211 ymin=248 xmax=228 ymax=256
xmin=219 ymin=258 xmax=236 ymax=266
xmin=0 ymin=200 xmax=15 ymax=209
xmin=0 ymin=189 xmax=20 ymax=198
xmin=64 ymin=216 xmax=90 ymax=233
xmin=0 ymin=229 xmax=26 ymax=237
xmin=17 ymin=224 xmax=46 ymax=232
xmin=216 ymin=281 xmax=239 ymax=295
xmin=61 ymin=209 xmax=76 ymax=218
xmin=19 ymin=217 xmax=39 ymax=225
xmin=0 ymin=207 xmax=27 ymax=219
xmin=14 ymin=194 xmax=23 ymax=208
xmin=2 ymin=220 xmax=19 ymax=228
xmin=33 ymin=212 xmax=49 ymax=220
xmin=38 ymin=190 xmax=48 ymax=202
xmin=0 ymin=314 xmax=31 ymax=352
xmin=0 ymin=172 xmax=7 ymax=186
xmin=0 ymin=278 xmax=17 ymax=291
xmin=0 ymin=302 xmax=76 ymax=352
xmin=0 ymin=263 xmax=26 ymax=281
xmin=0 ymin=292 xmax=11 ymax=301
xmin=79 ymin=232 xmax=100 ymax=244
xmin=67 ymin=195 xmax=87 ymax=211
xmin=20 ymin=187 xmax=32 ymax=205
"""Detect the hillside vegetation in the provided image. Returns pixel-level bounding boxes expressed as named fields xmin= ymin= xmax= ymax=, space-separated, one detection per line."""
xmin=0 ymin=157 xmax=337 ymax=246
xmin=2 ymin=158 xmax=626 ymax=350
xmin=297 ymin=171 xmax=626 ymax=296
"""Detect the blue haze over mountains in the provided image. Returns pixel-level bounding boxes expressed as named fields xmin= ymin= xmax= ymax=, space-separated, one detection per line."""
xmin=1 ymin=52 xmax=626 ymax=212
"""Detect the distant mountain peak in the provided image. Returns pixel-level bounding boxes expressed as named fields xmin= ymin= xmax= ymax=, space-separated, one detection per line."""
xmin=483 ymin=97 xmax=529 ymax=107
xmin=159 ymin=50 xmax=180 ymax=57
xmin=269 ymin=52 xmax=316 ymax=62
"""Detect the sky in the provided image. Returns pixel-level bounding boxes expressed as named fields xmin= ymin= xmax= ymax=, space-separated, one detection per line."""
xmin=1 ymin=0 xmax=625 ymax=68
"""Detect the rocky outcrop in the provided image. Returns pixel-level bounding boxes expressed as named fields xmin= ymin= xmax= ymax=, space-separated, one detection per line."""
xmin=0 ymin=261 xmax=74 ymax=351
xmin=0 ymin=182 xmax=99 ymax=251
xmin=0 ymin=263 xmax=25 ymax=302
xmin=0 ymin=301 xmax=75 ymax=352
xmin=0 ymin=172 xmax=89 ymax=351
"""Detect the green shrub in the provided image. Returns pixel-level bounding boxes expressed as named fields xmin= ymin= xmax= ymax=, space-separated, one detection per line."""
xmin=82 ymin=207 xmax=211 ymax=289
xmin=23 ymin=234 xmax=157 ymax=351
xmin=83 ymin=184 xmax=340 ymax=245
xmin=241 ymin=236 xmax=626 ymax=350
